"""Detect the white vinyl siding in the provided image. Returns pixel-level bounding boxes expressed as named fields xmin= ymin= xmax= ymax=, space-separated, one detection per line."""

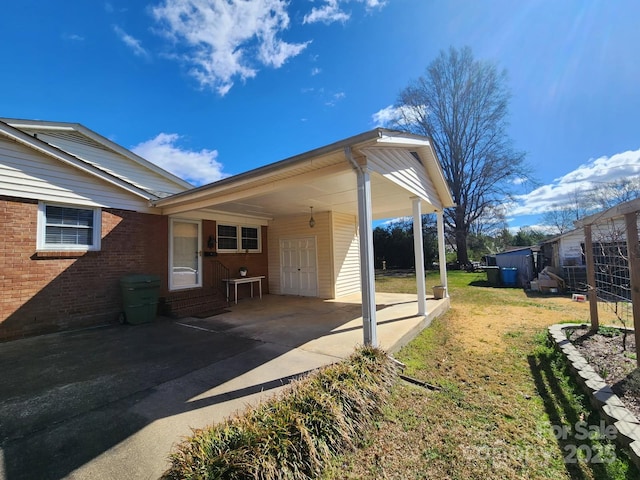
xmin=268 ymin=211 xmax=332 ymax=298
xmin=30 ymin=131 xmax=187 ymax=197
xmin=331 ymin=212 xmax=361 ymax=298
xmin=37 ymin=202 xmax=101 ymax=251
xmin=362 ymin=147 xmax=440 ymax=207
xmin=558 ymin=231 xmax=586 ymax=266
xmin=0 ymin=138 xmax=155 ymax=212
xmin=556 ymin=218 xmax=640 ymax=267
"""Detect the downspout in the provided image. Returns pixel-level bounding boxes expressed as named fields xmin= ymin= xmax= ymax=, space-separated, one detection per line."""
xmin=345 ymin=146 xmax=378 ymax=347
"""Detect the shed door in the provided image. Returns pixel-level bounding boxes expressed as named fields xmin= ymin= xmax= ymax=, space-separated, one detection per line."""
xmin=280 ymin=237 xmax=318 ymax=296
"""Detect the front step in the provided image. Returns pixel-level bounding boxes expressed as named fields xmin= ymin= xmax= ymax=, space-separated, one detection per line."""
xmin=160 ymin=287 xmax=228 ymax=318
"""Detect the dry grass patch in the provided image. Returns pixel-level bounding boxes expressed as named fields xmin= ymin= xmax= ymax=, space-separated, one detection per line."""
xmin=322 ymin=271 xmax=637 ymax=479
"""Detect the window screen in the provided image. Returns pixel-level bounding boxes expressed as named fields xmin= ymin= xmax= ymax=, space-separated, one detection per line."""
xmin=217 ymin=224 xmax=238 ymax=250
xmin=241 ymin=227 xmax=259 ymax=250
xmin=44 ymin=205 xmax=95 ymax=246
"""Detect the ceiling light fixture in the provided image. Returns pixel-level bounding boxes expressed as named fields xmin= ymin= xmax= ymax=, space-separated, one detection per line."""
xmin=309 ymin=206 xmax=315 ymax=228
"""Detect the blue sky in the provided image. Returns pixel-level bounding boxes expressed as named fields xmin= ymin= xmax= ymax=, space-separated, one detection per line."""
xmin=2 ymin=0 xmax=639 ymax=230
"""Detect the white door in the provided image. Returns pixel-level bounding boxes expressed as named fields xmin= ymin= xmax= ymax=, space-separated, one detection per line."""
xmin=170 ymin=219 xmax=202 ymax=290
xmin=280 ymin=237 xmax=318 ymax=296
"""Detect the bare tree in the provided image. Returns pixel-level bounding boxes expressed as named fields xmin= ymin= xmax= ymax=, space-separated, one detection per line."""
xmin=542 ymin=188 xmax=589 ymax=235
xmin=590 ymin=177 xmax=640 ymax=210
xmin=543 ymin=178 xmax=640 ymax=235
xmin=470 ymin=204 xmax=508 ymax=238
xmin=396 ymin=46 xmax=527 ymax=265
xmin=542 ymin=205 xmax=577 ymax=235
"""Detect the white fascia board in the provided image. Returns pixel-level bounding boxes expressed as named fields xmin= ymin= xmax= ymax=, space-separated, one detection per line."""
xmin=376 ymin=135 xmax=431 ymax=148
xmin=170 ymin=209 xmax=271 ymax=226
xmin=0 ymin=122 xmax=157 ymax=202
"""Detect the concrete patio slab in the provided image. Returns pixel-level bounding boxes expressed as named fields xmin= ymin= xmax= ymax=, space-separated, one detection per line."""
xmin=0 ymin=293 xmax=449 ymax=480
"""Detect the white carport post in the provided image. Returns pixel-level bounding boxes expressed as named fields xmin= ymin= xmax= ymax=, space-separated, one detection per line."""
xmin=437 ymin=211 xmax=448 ymax=296
xmin=412 ymin=197 xmax=426 ymax=315
xmin=346 ymin=147 xmax=377 ymax=347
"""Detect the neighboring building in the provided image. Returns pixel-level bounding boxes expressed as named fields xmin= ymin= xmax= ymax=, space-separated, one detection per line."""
xmin=490 ymin=246 xmax=539 ymax=287
xmin=0 ymin=119 xmax=455 ymax=341
xmin=539 ymin=229 xmax=587 ymax=292
xmin=540 ymin=229 xmax=585 ymax=269
xmin=540 ymin=216 xmax=640 ymax=293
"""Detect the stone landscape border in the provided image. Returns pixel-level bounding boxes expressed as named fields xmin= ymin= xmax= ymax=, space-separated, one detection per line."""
xmin=548 ymin=323 xmax=640 ymax=470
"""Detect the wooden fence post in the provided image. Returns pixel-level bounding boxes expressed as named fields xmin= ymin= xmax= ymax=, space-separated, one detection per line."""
xmin=624 ymin=212 xmax=640 ymax=368
xmin=584 ymin=224 xmax=599 ymax=331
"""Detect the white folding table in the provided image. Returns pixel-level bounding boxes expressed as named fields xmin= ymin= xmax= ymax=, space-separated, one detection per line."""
xmin=222 ymin=276 xmax=265 ymax=304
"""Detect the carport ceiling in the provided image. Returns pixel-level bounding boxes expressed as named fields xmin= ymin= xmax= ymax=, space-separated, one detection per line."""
xmin=197 ymin=167 xmax=431 ymax=221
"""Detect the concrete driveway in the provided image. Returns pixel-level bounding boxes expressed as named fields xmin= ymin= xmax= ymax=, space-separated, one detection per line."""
xmin=0 ymin=293 xmax=449 ymax=480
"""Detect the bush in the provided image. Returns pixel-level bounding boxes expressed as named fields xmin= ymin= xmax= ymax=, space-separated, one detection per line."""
xmin=162 ymin=346 xmax=397 ymax=480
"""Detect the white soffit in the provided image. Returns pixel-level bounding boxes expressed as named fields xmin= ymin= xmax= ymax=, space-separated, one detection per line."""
xmin=359 ymin=146 xmax=442 ymax=209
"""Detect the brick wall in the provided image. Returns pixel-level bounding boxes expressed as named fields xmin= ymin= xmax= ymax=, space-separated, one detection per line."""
xmin=0 ymin=198 xmax=271 ymax=340
xmin=161 ymin=221 xmax=270 ymax=313
xmin=0 ymin=198 xmax=169 ymax=340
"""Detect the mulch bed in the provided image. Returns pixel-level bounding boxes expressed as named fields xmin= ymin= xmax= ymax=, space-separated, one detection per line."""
xmin=570 ymin=327 xmax=640 ymax=421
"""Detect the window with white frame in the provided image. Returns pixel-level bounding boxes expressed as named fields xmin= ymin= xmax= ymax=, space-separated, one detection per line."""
xmin=37 ymin=203 xmax=101 ymax=251
xmin=217 ymin=224 xmax=261 ymax=253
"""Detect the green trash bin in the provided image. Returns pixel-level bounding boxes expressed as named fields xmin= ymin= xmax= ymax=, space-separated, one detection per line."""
xmin=120 ymin=274 xmax=161 ymax=325
xmin=484 ymin=266 xmax=501 ymax=286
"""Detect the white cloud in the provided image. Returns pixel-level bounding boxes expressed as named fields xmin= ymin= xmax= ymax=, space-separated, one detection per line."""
xmin=364 ymin=0 xmax=386 ymax=6
xmin=371 ymin=105 xmax=401 ymax=127
xmin=371 ymin=104 xmax=426 ymax=127
xmin=303 ymin=0 xmax=386 ymax=25
xmin=152 ymin=0 xmax=309 ymax=96
xmin=132 ymin=133 xmax=226 ymax=186
xmin=62 ymin=33 xmax=85 ymax=42
xmin=303 ymin=0 xmax=350 ymax=24
xmin=311 ymin=67 xmax=321 ymax=76
xmin=512 ymin=176 xmax=527 ymax=185
xmin=325 ymin=91 xmax=345 ymax=106
xmin=510 ymin=148 xmax=640 ymax=216
xmin=113 ymin=26 xmax=150 ymax=58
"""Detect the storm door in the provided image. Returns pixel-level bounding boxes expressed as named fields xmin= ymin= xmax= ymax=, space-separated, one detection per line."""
xmin=170 ymin=219 xmax=202 ymax=290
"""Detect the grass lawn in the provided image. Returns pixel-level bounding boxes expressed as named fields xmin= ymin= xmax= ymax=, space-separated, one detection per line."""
xmin=322 ymin=270 xmax=638 ymax=479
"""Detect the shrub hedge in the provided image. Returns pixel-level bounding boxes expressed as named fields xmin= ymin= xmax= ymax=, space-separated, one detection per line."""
xmin=162 ymin=346 xmax=398 ymax=480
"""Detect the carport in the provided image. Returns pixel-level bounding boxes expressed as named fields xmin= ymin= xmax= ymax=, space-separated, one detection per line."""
xmin=154 ymin=129 xmax=455 ymax=345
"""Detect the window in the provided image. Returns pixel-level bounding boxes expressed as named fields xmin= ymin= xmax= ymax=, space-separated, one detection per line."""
xmin=217 ymin=224 xmax=238 ymax=250
xmin=241 ymin=226 xmax=259 ymax=250
xmin=37 ymin=203 xmax=101 ymax=251
xmin=217 ymin=224 xmax=261 ymax=253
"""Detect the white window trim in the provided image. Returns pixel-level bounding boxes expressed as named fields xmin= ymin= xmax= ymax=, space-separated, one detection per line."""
xmin=37 ymin=202 xmax=102 ymax=251
xmin=217 ymin=224 xmax=262 ymax=253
